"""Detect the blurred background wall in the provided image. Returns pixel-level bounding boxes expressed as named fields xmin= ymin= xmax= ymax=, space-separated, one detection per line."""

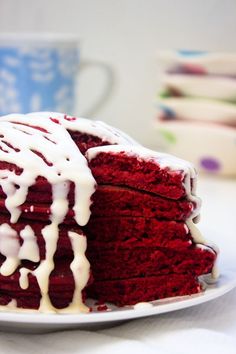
xmin=0 ymin=0 xmax=236 ymax=147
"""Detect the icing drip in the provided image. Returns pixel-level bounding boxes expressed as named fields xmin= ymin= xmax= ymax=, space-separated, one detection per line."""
xmin=0 ymin=223 xmax=20 ymax=276
xmin=19 ymin=226 xmax=39 ymax=262
xmin=186 ymin=221 xmax=219 ymax=280
xmin=34 ymin=224 xmax=58 ymax=312
xmin=0 ymin=170 xmax=35 ymax=223
xmin=61 ymin=231 xmax=90 ymax=313
xmin=19 ymin=268 xmax=31 ymax=290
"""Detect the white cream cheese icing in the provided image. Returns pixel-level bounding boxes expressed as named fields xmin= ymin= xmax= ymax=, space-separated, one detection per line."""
xmin=0 ymin=223 xmax=20 ymax=276
xmin=62 ymin=231 xmax=90 ymax=313
xmin=3 ymin=112 xmax=139 ymax=146
xmin=19 ymin=226 xmax=40 ymax=262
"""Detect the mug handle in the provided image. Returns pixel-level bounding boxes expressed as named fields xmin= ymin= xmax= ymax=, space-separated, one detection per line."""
xmin=77 ymin=60 xmax=115 ymax=117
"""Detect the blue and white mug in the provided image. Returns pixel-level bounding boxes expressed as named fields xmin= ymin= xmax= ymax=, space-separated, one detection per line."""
xmin=0 ymin=33 xmax=114 ymax=116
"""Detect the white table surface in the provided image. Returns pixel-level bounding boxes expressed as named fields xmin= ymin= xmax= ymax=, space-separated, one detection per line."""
xmin=0 ymin=175 xmax=236 ymax=354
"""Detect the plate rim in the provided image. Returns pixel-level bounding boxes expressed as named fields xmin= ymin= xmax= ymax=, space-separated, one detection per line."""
xmin=0 ymin=269 xmax=235 ymax=326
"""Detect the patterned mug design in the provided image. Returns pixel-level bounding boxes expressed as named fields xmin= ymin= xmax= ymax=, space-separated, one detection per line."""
xmin=0 ymin=34 xmax=114 ymax=117
xmin=0 ymin=45 xmax=78 ymax=115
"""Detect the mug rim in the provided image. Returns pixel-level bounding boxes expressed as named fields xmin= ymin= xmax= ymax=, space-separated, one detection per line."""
xmin=0 ymin=33 xmax=80 ymax=46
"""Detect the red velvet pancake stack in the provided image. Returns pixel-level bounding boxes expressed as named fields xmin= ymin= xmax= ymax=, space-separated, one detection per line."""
xmin=0 ymin=112 xmax=218 ymax=312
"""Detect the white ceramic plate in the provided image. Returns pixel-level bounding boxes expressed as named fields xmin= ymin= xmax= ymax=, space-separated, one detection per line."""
xmin=0 ymin=269 xmax=235 ymax=333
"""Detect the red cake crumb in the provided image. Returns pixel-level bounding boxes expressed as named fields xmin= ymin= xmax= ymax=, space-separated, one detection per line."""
xmin=97 ymin=304 xmax=108 ymax=311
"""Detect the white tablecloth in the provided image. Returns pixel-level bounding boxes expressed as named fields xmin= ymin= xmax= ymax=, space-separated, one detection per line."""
xmin=1 ymin=176 xmax=236 ymax=354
